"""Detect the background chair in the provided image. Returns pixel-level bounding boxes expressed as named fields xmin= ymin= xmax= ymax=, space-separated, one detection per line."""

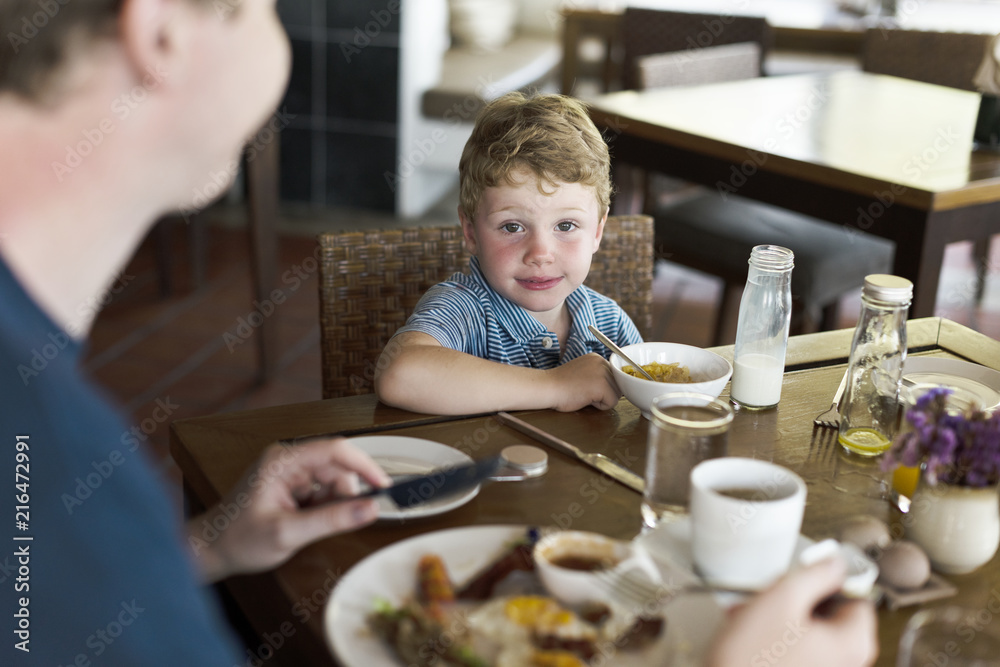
xmin=620 ymin=7 xmax=772 ymax=90
xmin=861 ymin=28 xmax=991 ymax=91
xmin=620 ymin=10 xmax=894 ymax=344
xmin=862 ymin=28 xmax=997 ymax=305
xmin=637 ymin=41 xmax=762 ymax=90
xmin=317 ymin=215 xmax=653 ymax=399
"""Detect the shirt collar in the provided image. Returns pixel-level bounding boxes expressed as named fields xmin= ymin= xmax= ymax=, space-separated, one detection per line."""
xmin=468 ymin=256 xmax=601 ymax=346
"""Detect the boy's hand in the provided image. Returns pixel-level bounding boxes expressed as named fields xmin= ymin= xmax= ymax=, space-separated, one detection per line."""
xmin=546 ymin=353 xmax=621 ymax=411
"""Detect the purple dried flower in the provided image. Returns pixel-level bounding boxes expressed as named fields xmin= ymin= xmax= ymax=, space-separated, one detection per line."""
xmin=882 ymin=387 xmax=1000 ymax=488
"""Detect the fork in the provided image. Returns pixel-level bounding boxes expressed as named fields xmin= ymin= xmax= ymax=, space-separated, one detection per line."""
xmin=593 ymin=565 xmax=748 ymax=611
xmin=813 ymin=369 xmax=849 ymax=429
xmin=805 ymin=422 xmax=840 ymax=472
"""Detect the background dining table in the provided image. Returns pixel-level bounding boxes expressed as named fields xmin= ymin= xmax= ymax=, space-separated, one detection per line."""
xmin=171 ymin=317 xmax=1000 ymax=666
xmin=587 ymin=71 xmax=1000 ymax=319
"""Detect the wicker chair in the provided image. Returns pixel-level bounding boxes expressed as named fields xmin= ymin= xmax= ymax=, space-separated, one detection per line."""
xmin=317 ymin=215 xmax=654 ymax=399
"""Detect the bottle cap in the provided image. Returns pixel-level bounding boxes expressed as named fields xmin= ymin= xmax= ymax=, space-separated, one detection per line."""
xmin=863 ymin=274 xmax=913 ymax=305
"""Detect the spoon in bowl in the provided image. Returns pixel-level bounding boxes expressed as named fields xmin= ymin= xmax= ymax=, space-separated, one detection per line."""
xmin=587 ymin=325 xmax=656 ymax=381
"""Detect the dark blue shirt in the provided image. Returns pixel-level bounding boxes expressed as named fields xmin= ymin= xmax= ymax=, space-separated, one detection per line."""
xmin=0 ymin=256 xmax=240 ymax=665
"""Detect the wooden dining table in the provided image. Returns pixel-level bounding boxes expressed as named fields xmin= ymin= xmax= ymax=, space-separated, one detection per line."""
xmin=171 ymin=317 xmax=1000 ymax=667
xmin=587 ymin=70 xmax=1000 ymax=319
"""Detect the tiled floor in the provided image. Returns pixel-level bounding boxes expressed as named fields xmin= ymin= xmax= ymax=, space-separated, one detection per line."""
xmin=83 ymin=201 xmax=1000 ymax=510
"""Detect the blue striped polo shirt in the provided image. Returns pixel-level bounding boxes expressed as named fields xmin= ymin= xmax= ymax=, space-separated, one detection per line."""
xmin=394 ymin=256 xmax=643 ymax=368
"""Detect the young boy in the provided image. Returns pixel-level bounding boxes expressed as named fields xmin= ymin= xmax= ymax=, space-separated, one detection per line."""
xmin=375 ymin=92 xmax=642 ymax=415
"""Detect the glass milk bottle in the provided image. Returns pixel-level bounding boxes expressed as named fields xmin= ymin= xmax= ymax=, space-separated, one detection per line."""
xmin=838 ymin=274 xmax=913 ymax=457
xmin=730 ymin=245 xmax=794 ymax=410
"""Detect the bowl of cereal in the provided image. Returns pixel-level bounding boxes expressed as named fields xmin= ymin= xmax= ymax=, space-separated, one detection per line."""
xmin=610 ymin=342 xmax=733 ymax=417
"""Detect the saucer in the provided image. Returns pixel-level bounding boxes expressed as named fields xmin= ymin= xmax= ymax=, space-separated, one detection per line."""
xmin=635 ymin=518 xmax=878 ymax=599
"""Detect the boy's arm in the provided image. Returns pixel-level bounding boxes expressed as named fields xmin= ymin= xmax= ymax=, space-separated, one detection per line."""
xmin=374 ymin=331 xmax=622 ymax=414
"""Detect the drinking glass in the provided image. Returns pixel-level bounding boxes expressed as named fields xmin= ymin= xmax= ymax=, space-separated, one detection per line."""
xmin=897 ymin=606 xmax=1000 ymax=667
xmin=642 ymin=392 xmax=733 ymax=529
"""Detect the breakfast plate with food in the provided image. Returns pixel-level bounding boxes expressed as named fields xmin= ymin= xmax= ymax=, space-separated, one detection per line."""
xmin=324 ymin=525 xmax=724 ymax=667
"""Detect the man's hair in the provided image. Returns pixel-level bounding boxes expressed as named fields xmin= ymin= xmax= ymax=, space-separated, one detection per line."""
xmin=0 ymin=0 xmax=210 ymax=102
xmin=459 ymin=92 xmax=612 ymax=221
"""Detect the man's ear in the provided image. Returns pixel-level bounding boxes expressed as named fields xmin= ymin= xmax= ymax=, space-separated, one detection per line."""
xmin=119 ymin=0 xmax=191 ymax=89
xmin=459 ymin=206 xmax=478 ymax=255
xmin=592 ymin=207 xmax=608 ymax=254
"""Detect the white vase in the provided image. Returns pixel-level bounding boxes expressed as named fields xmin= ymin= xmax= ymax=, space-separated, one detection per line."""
xmin=907 ymin=480 xmax=1000 ymax=575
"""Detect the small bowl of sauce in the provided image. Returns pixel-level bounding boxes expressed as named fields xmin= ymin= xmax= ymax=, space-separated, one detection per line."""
xmin=534 ymin=530 xmax=659 ymax=606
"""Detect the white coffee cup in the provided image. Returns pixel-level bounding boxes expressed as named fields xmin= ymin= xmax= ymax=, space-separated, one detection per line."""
xmin=690 ymin=457 xmax=807 ymax=590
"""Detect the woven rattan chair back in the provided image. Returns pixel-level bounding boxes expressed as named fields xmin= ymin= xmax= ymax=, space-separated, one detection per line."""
xmin=317 ymin=216 xmax=654 ymax=399
xmin=584 ymin=214 xmax=654 ymax=341
xmin=621 ymin=7 xmax=771 ymax=90
xmin=862 ymin=29 xmax=991 ymax=91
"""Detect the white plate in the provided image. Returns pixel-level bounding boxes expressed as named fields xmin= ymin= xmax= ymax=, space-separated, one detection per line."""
xmin=324 ymin=525 xmax=723 ymax=667
xmin=350 ymin=436 xmax=478 ymax=520
xmin=902 ymin=357 xmax=1000 ymax=412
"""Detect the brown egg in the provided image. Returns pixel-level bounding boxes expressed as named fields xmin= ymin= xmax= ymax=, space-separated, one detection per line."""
xmin=838 ymin=515 xmax=892 ymax=553
xmin=877 ymin=541 xmax=931 ymax=590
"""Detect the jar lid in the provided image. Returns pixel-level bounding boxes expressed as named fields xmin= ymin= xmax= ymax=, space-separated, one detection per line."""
xmin=749 ymin=244 xmax=794 ymax=271
xmin=863 ymin=274 xmax=913 ymax=305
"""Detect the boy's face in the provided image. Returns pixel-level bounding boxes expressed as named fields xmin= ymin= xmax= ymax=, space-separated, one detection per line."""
xmin=460 ymin=168 xmax=606 ymax=325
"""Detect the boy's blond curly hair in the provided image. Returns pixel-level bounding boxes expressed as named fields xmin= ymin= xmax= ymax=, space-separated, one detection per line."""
xmin=459 ymin=92 xmax=612 ymax=221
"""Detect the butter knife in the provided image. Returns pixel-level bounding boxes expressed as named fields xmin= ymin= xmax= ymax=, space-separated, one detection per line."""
xmin=495 ymin=412 xmax=644 ymax=493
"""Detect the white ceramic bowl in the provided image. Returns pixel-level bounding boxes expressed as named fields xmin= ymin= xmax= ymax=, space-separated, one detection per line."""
xmin=533 ymin=530 xmax=659 ymax=607
xmin=610 ymin=342 xmax=733 ymax=416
